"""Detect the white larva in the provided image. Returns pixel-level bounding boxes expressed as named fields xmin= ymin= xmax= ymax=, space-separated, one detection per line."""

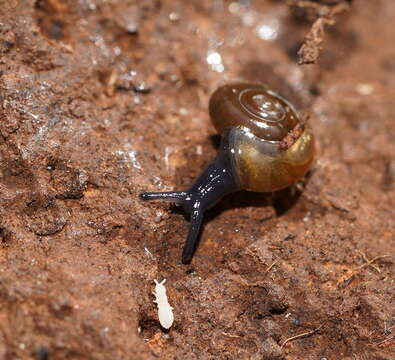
xmin=153 ymin=279 xmax=174 ymax=329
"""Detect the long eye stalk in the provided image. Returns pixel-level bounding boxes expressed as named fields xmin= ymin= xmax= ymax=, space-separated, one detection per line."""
xmin=139 ymin=191 xmax=188 ymax=203
xmin=140 ymin=138 xmax=239 ymax=264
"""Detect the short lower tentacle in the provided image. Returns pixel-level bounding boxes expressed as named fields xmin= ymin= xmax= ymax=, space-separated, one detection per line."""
xmin=181 ymin=209 xmax=204 ymax=264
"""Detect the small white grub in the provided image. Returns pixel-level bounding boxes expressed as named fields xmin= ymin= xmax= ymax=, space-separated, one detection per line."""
xmin=356 ymin=83 xmax=374 ymax=96
xmin=196 ymin=145 xmax=203 ymax=155
xmin=153 ymin=279 xmax=174 ymax=329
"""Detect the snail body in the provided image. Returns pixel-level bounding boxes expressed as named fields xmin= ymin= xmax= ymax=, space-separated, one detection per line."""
xmin=140 ymin=83 xmax=315 ymax=264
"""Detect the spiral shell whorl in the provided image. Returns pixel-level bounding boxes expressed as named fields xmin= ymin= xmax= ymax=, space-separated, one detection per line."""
xmin=209 ymin=83 xmax=299 ymax=141
xmin=239 ymin=88 xmax=285 ymax=122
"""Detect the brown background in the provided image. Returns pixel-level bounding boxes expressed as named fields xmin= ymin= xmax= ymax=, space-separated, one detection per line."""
xmin=0 ymin=0 xmax=394 ymax=359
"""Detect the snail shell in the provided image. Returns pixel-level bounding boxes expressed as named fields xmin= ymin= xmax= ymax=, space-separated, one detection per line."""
xmin=209 ymin=83 xmax=314 ymax=192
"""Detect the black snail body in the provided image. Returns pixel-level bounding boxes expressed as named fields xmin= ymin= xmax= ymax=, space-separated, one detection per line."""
xmin=140 ymin=83 xmax=315 ymax=264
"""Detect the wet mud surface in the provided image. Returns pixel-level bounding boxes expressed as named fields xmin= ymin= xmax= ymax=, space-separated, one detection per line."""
xmin=0 ymin=0 xmax=394 ymax=359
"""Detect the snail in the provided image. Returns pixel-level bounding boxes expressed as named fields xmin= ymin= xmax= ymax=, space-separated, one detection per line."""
xmin=140 ymin=83 xmax=315 ymax=264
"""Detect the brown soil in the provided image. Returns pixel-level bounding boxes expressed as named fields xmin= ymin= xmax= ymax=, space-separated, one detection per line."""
xmin=0 ymin=0 xmax=394 ymax=359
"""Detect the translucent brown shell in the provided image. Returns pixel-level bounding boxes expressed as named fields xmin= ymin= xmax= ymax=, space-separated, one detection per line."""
xmin=209 ymin=83 xmax=315 ymax=192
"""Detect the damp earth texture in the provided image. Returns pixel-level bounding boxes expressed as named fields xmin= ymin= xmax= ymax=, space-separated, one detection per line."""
xmin=0 ymin=1 xmax=394 ymax=359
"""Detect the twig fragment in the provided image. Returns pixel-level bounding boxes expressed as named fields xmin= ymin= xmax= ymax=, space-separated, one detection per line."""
xmin=245 ymin=248 xmax=278 ymax=274
xmin=340 ymin=253 xmax=392 ymax=288
xmin=376 ymin=335 xmax=395 ymax=346
xmin=355 ymin=251 xmax=387 ymax=273
xmin=281 ymin=325 xmax=323 ymax=349
xmin=288 ymin=0 xmax=351 ymax=64
xmin=264 ymin=260 xmax=278 ymax=275
xmin=222 ymin=332 xmax=242 ymax=338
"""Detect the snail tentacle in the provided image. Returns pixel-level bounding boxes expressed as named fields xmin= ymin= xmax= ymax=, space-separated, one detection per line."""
xmin=139 ymin=191 xmax=187 ymax=203
xmin=181 ymin=209 xmax=203 ymax=264
xmin=140 ymin=136 xmax=240 ymax=263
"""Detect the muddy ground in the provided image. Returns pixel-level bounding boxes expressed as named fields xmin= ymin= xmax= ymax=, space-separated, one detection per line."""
xmin=0 ymin=0 xmax=394 ymax=359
